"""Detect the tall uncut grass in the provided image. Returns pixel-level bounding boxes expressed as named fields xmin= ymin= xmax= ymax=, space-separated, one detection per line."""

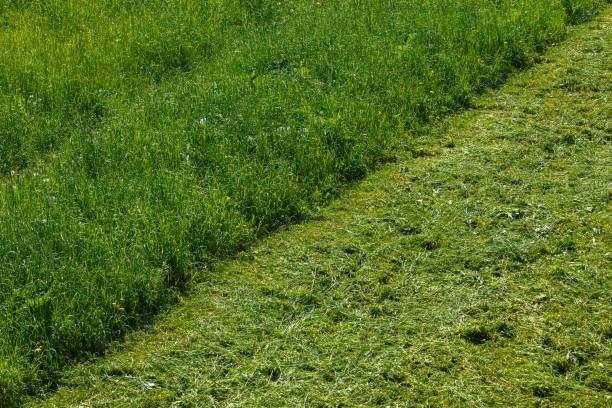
xmin=0 ymin=0 xmax=607 ymax=403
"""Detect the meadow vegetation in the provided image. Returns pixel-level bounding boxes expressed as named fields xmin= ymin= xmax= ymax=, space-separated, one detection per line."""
xmin=0 ymin=0 xmax=608 ymax=404
xmin=25 ymin=9 xmax=612 ymax=406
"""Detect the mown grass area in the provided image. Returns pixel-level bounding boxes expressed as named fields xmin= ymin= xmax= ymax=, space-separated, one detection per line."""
xmin=25 ymin=9 xmax=612 ymax=407
xmin=0 ymin=0 xmax=609 ymax=404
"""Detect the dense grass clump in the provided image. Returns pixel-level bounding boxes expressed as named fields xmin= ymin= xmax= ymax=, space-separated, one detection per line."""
xmin=0 ymin=0 xmax=607 ymax=403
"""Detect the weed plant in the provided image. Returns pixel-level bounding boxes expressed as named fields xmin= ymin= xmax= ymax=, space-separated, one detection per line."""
xmin=0 ymin=0 xmax=608 ymax=403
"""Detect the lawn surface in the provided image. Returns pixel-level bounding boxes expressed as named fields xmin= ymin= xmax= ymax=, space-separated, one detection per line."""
xmin=8 ymin=3 xmax=603 ymax=396
xmin=26 ymin=8 xmax=611 ymax=407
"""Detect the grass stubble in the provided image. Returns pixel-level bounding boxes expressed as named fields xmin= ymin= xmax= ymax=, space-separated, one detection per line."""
xmin=25 ymin=6 xmax=612 ymax=407
xmin=0 ymin=0 xmax=610 ymax=405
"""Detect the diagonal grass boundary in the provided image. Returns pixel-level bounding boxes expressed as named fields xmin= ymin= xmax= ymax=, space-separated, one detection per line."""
xmin=23 ymin=7 xmax=612 ymax=407
xmin=1 ymin=1 xmax=610 ymax=405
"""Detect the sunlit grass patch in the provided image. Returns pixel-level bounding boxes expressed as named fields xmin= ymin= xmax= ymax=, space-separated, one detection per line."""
xmin=0 ymin=0 xmax=609 ymax=405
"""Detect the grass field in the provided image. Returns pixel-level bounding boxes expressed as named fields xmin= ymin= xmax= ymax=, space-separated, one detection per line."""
xmin=25 ymin=8 xmax=612 ymax=407
xmin=0 ymin=0 xmax=609 ymax=405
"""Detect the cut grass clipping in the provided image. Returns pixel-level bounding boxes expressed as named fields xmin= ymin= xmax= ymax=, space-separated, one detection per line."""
xmin=26 ymin=10 xmax=612 ymax=406
xmin=0 ymin=0 xmax=609 ymax=404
